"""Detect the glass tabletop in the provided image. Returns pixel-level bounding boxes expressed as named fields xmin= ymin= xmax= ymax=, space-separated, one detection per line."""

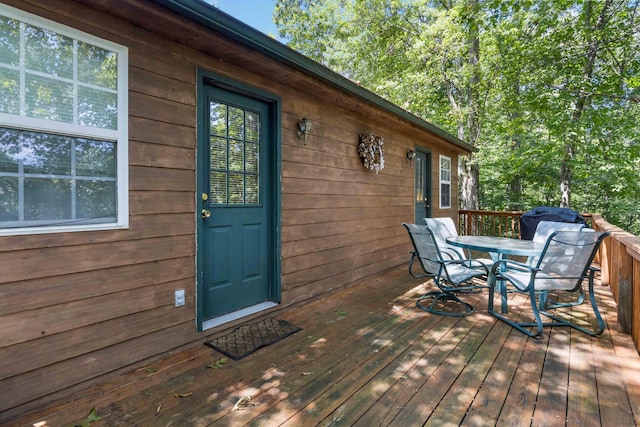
xmin=446 ymin=235 xmax=544 ymax=257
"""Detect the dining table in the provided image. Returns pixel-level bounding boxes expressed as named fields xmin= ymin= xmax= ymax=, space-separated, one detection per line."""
xmin=446 ymin=235 xmax=546 ymax=313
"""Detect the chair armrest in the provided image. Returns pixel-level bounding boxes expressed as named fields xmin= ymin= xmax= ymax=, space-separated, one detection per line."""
xmin=488 ymin=259 xmax=540 ymax=292
xmin=443 ymin=258 xmax=489 ymax=274
xmin=440 ymin=247 xmax=463 ymax=260
xmin=490 ymin=259 xmax=540 ymax=277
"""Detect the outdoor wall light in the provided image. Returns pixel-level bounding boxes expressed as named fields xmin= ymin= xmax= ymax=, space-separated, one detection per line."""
xmin=297 ymin=118 xmax=312 ymax=145
xmin=406 ymin=150 xmax=417 ymax=163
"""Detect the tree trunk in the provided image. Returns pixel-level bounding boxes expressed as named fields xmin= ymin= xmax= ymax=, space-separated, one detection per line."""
xmin=460 ymin=156 xmax=480 ymax=210
xmin=560 ymin=0 xmax=612 ymax=208
xmin=458 ymin=0 xmax=481 ymax=210
xmin=507 ymin=77 xmax=522 ymax=210
xmin=559 ymin=157 xmax=572 ymax=208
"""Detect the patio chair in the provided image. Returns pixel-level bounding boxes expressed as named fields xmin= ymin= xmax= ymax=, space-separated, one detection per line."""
xmin=424 ymin=217 xmax=492 ymax=267
xmin=488 ymin=230 xmax=609 ymax=338
xmin=529 ymin=220 xmax=588 ymax=309
xmin=424 ymin=217 xmax=465 ymax=259
xmin=403 ymin=223 xmax=489 ymax=317
xmin=529 ymin=220 xmax=587 ymax=261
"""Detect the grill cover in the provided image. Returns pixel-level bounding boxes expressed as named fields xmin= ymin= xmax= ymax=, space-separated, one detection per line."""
xmin=519 ymin=206 xmax=587 ymax=240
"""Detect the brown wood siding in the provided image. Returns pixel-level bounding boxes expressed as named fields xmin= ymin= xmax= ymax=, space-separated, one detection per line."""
xmin=0 ymin=0 xmax=467 ymax=418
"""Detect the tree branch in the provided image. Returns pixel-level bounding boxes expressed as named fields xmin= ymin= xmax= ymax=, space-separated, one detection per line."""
xmin=547 ymin=84 xmax=640 ymax=104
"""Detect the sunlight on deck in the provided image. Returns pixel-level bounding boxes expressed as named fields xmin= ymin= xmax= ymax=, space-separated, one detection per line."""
xmin=6 ymin=267 xmax=640 ymax=426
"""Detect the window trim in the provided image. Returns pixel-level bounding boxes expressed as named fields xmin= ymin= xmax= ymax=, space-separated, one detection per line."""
xmin=0 ymin=4 xmax=128 ymax=236
xmin=439 ymin=154 xmax=451 ymax=209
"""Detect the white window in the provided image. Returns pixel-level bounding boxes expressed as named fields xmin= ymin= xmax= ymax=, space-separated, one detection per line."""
xmin=0 ymin=5 xmax=128 ymax=235
xmin=439 ymin=155 xmax=451 ymax=209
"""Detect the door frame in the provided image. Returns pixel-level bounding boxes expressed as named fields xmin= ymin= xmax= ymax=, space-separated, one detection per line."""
xmin=414 ymin=147 xmax=432 ymax=222
xmin=195 ymin=69 xmax=282 ymax=331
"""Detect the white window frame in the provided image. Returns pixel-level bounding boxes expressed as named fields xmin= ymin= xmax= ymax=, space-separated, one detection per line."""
xmin=0 ymin=5 xmax=128 ymax=236
xmin=439 ymin=154 xmax=451 ymax=209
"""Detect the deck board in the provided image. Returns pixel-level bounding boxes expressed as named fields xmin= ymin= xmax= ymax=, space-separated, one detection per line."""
xmin=592 ymin=291 xmax=637 ymax=426
xmin=5 ymin=267 xmax=640 ymax=427
xmin=567 ymin=320 xmax=600 ymax=425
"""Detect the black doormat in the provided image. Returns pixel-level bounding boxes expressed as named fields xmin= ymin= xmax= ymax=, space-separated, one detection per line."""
xmin=205 ymin=318 xmax=302 ymax=360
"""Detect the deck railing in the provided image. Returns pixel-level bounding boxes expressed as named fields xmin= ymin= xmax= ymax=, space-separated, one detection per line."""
xmin=459 ymin=209 xmax=524 ymax=238
xmin=458 ymin=210 xmax=640 ymax=355
xmin=458 ymin=209 xmax=593 ymax=238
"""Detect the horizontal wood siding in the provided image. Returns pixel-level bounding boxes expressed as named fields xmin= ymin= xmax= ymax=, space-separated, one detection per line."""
xmin=0 ymin=0 xmax=200 ymax=417
xmin=0 ymin=0 xmax=466 ymax=418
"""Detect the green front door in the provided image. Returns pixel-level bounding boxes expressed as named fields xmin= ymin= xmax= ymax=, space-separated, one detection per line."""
xmin=198 ymin=82 xmax=277 ymax=324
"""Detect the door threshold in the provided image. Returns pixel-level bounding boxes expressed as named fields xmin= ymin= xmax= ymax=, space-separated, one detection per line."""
xmin=202 ymin=301 xmax=278 ymax=331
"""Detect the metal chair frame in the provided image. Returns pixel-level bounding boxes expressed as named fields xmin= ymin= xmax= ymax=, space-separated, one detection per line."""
xmin=403 ymin=223 xmax=489 ymax=317
xmin=424 ymin=217 xmax=493 ymax=268
xmin=488 ymin=230 xmax=609 ymax=338
xmin=529 ymin=221 xmax=588 ymax=310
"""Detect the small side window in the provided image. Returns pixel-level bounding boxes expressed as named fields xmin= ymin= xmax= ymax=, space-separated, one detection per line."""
xmin=439 ymin=155 xmax=451 ymax=209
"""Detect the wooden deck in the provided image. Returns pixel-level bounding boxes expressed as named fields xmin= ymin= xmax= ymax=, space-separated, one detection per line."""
xmin=7 ymin=266 xmax=640 ymax=426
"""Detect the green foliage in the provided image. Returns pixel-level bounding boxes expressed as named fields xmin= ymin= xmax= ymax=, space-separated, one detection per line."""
xmin=67 ymin=406 xmax=100 ymax=427
xmin=275 ymin=0 xmax=640 ymax=234
xmin=207 ymin=357 xmax=229 ymax=369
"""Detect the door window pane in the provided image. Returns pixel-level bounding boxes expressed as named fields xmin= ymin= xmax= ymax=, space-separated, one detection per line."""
xmin=246 ymin=175 xmax=258 ymax=204
xmin=245 ymin=142 xmax=258 ymax=174
xmin=210 ymin=137 xmax=227 ymax=170
xmin=210 ymin=103 xmax=227 ymax=137
xmin=415 ymin=157 xmax=423 ymax=203
xmin=228 ymin=107 xmax=244 ymax=139
xmin=208 ymin=101 xmax=260 ymax=205
xmin=245 ymin=111 xmax=259 ymax=142
xmin=228 ymin=140 xmax=244 ymax=172
xmin=228 ymin=173 xmax=244 ymax=204
xmin=210 ymin=172 xmax=226 ymax=204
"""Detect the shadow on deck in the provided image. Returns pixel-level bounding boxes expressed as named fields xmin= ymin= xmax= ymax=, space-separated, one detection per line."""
xmin=7 ymin=266 xmax=640 ymax=426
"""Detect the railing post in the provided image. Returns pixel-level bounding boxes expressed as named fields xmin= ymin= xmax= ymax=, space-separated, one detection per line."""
xmin=616 ymin=238 xmax=633 ymax=333
xmin=599 ymin=232 xmax=611 ymax=287
xmin=634 ymin=258 xmax=640 ymax=351
xmin=593 ymin=214 xmax=639 ymax=349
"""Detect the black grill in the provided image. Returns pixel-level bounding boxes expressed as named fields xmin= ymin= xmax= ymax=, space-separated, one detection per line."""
xmin=519 ymin=206 xmax=587 ymax=240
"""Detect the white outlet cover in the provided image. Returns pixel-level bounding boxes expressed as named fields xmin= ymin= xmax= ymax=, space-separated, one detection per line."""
xmin=175 ymin=289 xmax=186 ymax=307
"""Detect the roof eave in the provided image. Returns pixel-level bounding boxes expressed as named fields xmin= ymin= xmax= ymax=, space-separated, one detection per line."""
xmin=152 ymin=0 xmax=477 ymax=153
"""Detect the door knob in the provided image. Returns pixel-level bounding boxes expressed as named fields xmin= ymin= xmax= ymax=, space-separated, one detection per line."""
xmin=202 ymin=209 xmax=211 ymax=218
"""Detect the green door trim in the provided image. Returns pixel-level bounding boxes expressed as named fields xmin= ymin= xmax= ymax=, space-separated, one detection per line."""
xmin=195 ymin=69 xmax=282 ymax=331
